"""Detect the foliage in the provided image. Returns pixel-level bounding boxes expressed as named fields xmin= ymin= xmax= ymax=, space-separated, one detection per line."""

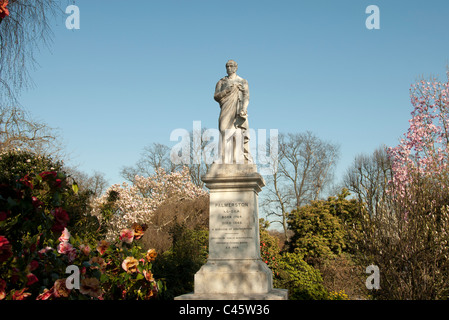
xmin=259 ymin=219 xmax=281 ymax=276
xmin=0 ymin=150 xmax=163 ymax=300
xmin=0 ymin=149 xmax=99 ymax=242
xmin=287 ymin=189 xmax=359 ymax=262
xmin=275 ymin=252 xmax=328 ymax=300
xmin=140 ymin=194 xmax=209 ymax=254
xmin=314 ymin=253 xmax=367 ymax=300
xmin=151 ymin=223 xmax=208 ymax=299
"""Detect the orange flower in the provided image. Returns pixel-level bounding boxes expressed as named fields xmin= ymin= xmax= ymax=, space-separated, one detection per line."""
xmin=80 ymin=278 xmax=101 ymax=298
xmin=89 ymin=256 xmax=106 ymax=272
xmin=131 ymin=223 xmax=145 ymax=240
xmin=121 ymin=257 xmax=139 ymax=274
xmin=53 ymin=279 xmax=71 ymax=298
xmin=145 ymin=248 xmax=157 ymax=262
xmin=0 ymin=1 xmax=8 ymax=18
xmin=96 ymin=240 xmax=109 ymax=255
xmin=143 ymin=269 xmax=154 ymax=282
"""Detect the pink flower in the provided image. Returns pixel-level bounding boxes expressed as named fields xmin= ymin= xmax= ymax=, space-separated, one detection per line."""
xmin=58 ymin=228 xmax=71 ymax=243
xmin=57 ymin=241 xmax=77 ymax=263
xmin=38 ymin=246 xmax=52 ymax=259
xmin=119 ymin=228 xmax=134 ymax=244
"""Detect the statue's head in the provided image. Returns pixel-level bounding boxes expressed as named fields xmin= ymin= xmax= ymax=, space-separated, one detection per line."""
xmin=226 ymin=60 xmax=238 ymax=75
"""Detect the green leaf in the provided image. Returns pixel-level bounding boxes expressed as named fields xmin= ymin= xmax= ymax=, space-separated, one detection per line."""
xmin=136 ymin=273 xmax=144 ymax=280
xmin=72 ymin=183 xmax=79 ymax=194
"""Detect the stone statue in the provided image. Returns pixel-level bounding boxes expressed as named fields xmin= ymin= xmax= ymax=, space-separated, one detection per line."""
xmin=214 ymin=60 xmax=252 ymax=163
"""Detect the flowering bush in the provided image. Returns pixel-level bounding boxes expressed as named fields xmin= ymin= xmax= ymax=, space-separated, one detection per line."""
xmin=388 ymin=71 xmax=449 ymax=212
xmin=0 ymin=151 xmax=163 ymax=299
xmin=91 ymin=167 xmax=207 ymax=242
xmin=328 ymin=290 xmax=349 ymax=300
xmin=359 ymin=70 xmax=449 ymax=299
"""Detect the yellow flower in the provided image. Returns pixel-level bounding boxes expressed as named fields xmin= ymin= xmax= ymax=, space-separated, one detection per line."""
xmin=145 ymin=248 xmax=157 ymax=262
xmin=143 ymin=269 xmax=154 ymax=282
xmin=122 ymin=256 xmax=139 ymax=273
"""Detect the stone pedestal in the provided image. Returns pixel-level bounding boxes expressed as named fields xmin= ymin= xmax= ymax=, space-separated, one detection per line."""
xmin=175 ymin=164 xmax=288 ymax=300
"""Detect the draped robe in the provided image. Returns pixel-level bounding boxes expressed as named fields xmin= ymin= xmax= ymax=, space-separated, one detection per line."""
xmin=214 ymin=75 xmax=251 ymax=163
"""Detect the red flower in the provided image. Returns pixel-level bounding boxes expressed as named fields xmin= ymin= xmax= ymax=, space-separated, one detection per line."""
xmin=0 ymin=211 xmax=8 ymax=221
xmin=51 ymin=208 xmax=69 ymax=233
xmin=54 ymin=179 xmax=62 ymax=188
xmin=28 ymin=260 xmax=39 ymax=271
xmin=19 ymin=174 xmax=33 ymax=190
xmin=0 ymin=236 xmax=13 ymax=262
xmin=31 ymin=196 xmax=44 ymax=209
xmin=0 ymin=0 xmax=9 ymax=20
xmin=12 ymin=288 xmax=31 ymax=300
xmin=26 ymin=273 xmax=38 ymax=286
xmin=39 ymin=171 xmax=57 ymax=181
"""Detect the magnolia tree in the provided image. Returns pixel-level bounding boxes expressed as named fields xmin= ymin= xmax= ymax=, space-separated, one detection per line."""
xmin=388 ymin=71 xmax=449 ymax=211
xmin=361 ymin=71 xmax=449 ymax=299
xmin=91 ymin=167 xmax=207 ymax=242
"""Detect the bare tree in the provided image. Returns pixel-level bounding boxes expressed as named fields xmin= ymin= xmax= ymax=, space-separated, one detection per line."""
xmin=120 ymin=143 xmax=179 ymax=182
xmin=121 ymin=128 xmax=212 ymax=188
xmin=0 ymin=0 xmax=64 ymax=105
xmin=262 ymin=131 xmax=340 ymax=238
xmin=344 ymin=145 xmax=392 ymax=216
xmin=65 ymin=167 xmax=109 ymax=199
xmin=0 ymin=105 xmax=64 ymax=157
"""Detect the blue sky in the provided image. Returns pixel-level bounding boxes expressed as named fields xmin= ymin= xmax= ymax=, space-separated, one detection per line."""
xmin=19 ymin=0 xmax=449 ymax=190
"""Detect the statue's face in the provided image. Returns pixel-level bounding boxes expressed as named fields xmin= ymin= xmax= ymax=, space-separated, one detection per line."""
xmin=226 ymin=63 xmax=238 ymax=75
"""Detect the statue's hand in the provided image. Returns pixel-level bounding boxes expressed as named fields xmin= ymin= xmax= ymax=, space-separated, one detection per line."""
xmin=239 ymin=110 xmax=248 ymax=119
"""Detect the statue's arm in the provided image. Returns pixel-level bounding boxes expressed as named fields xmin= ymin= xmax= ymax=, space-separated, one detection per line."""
xmin=240 ymin=80 xmax=250 ymax=114
xmin=214 ymin=80 xmax=229 ymax=103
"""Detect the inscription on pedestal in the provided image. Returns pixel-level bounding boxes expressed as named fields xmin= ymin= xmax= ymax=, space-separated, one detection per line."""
xmin=209 ymin=200 xmax=258 ymax=259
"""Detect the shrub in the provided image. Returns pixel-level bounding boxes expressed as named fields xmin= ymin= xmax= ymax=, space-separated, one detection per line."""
xmin=0 ymin=156 xmax=163 ymax=299
xmin=151 ymin=223 xmax=208 ymax=299
xmin=275 ymin=252 xmax=328 ymax=300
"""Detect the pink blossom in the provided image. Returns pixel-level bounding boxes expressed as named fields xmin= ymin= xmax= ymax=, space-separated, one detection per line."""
xmin=57 ymin=241 xmax=77 ymax=263
xmin=119 ymin=228 xmax=134 ymax=244
xmin=58 ymin=228 xmax=71 ymax=243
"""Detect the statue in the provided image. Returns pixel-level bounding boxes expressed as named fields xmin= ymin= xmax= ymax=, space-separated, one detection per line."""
xmin=214 ymin=60 xmax=252 ymax=164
